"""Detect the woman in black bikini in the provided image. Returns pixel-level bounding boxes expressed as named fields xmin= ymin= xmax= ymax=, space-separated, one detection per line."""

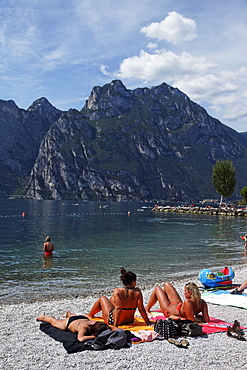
xmin=146 ymin=282 xmax=209 ymax=322
xmin=36 ymin=311 xmax=109 ymax=342
xmin=87 ymin=268 xmax=151 ymax=327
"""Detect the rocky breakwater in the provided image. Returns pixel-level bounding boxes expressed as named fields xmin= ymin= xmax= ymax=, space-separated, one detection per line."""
xmin=152 ymin=204 xmax=247 ymax=216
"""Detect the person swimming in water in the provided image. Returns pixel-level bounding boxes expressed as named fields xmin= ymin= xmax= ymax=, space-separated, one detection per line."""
xmin=146 ymin=281 xmax=209 ymax=322
xmin=86 ymin=268 xmax=151 ymax=327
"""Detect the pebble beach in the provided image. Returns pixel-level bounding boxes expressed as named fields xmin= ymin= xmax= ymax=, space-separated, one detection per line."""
xmin=1 ymin=265 xmax=247 ymax=370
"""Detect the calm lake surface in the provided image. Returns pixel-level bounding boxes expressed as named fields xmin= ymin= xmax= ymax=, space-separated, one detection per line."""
xmin=0 ymin=199 xmax=246 ymax=304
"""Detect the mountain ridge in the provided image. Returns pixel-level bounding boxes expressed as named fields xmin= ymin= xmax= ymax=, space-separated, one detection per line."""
xmin=0 ymin=80 xmax=246 ymax=201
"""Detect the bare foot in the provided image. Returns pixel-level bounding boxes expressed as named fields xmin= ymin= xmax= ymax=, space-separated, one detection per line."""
xmin=36 ymin=313 xmax=46 ymax=321
xmin=63 ymin=311 xmax=73 ymax=318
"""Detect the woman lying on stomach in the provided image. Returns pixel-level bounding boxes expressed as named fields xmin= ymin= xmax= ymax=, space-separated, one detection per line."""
xmin=36 ymin=311 xmax=110 ymax=342
xmin=146 ymin=282 xmax=210 ymax=322
xmin=86 ymin=268 xmax=151 ymax=327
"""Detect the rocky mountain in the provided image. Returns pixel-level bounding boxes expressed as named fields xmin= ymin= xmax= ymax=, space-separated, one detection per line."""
xmin=0 ymin=98 xmax=62 ymax=196
xmin=22 ymin=80 xmax=247 ymax=202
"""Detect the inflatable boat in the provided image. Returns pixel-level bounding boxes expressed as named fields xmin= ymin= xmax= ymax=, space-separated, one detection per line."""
xmin=198 ymin=267 xmax=235 ymax=288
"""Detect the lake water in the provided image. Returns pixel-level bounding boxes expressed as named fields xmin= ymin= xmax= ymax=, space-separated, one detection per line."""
xmin=0 ymin=199 xmax=246 ymax=305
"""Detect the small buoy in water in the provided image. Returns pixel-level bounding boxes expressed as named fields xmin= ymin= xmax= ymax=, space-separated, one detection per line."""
xmin=21 ymin=212 xmax=26 ymax=218
xmin=127 ymin=211 xmax=131 ymax=216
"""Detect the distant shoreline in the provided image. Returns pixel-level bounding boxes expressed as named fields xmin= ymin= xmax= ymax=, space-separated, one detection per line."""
xmin=152 ymin=204 xmax=247 ymax=217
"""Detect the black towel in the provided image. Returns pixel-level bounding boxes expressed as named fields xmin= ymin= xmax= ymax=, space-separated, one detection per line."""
xmin=40 ymin=322 xmax=93 ymax=354
xmin=39 ymin=322 xmax=128 ymax=353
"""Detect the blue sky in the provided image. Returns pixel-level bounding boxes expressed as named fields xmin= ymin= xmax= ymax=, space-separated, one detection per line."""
xmin=1 ymin=0 xmax=247 ymax=132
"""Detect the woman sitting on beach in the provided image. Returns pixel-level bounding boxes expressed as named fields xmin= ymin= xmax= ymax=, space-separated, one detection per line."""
xmin=36 ymin=311 xmax=110 ymax=342
xmin=146 ymin=282 xmax=209 ymax=322
xmin=86 ymin=268 xmax=151 ymax=327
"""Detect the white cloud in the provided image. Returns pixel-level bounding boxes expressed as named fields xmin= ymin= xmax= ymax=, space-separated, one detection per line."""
xmin=100 ymin=64 xmax=112 ymax=76
xmin=174 ymin=70 xmax=247 ymax=124
xmin=174 ymin=75 xmax=238 ymax=101
xmin=221 ymin=102 xmax=247 ymax=121
xmin=140 ymin=11 xmax=197 ymax=44
xmin=147 ymin=42 xmax=158 ymax=49
xmin=112 ymin=49 xmax=216 ymax=81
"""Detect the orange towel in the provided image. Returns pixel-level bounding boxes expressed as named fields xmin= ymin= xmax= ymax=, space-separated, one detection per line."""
xmin=93 ymin=316 xmax=154 ymax=332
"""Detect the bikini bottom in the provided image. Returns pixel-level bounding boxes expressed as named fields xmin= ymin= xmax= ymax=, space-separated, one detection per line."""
xmin=108 ymin=309 xmax=115 ymax=325
xmin=66 ymin=315 xmax=89 ymax=329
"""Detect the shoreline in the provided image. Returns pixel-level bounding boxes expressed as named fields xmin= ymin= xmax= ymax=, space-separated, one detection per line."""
xmin=1 ymin=263 xmax=246 ymax=307
xmin=152 ymin=204 xmax=247 ymax=217
xmin=1 ymin=265 xmax=247 ymax=369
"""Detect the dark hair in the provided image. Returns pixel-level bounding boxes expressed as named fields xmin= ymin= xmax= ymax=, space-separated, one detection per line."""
xmin=120 ymin=268 xmax=136 ymax=286
xmin=46 ymin=236 xmax=51 ymax=242
xmin=88 ymin=322 xmax=109 ymax=336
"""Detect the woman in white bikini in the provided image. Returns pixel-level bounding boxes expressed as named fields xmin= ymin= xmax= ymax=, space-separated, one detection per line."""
xmin=87 ymin=268 xmax=151 ymax=327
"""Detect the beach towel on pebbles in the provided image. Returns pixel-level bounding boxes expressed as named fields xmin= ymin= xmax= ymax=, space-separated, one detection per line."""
xmin=134 ymin=311 xmax=247 ymax=334
xmin=39 ymin=322 xmax=128 ymax=353
xmin=202 ymin=290 xmax=247 ymax=309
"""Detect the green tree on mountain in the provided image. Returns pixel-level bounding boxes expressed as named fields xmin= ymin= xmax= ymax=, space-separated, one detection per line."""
xmin=240 ymin=186 xmax=247 ymax=205
xmin=212 ymin=159 xmax=236 ymax=204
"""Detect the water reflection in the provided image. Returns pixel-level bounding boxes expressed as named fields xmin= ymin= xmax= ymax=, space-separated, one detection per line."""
xmin=241 ymin=250 xmax=247 ymax=265
xmin=42 ymin=255 xmax=54 ymax=269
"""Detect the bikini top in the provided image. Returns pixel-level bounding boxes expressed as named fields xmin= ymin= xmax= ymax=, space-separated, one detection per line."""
xmin=122 ymin=307 xmax=137 ymax=310
xmin=122 ymin=287 xmax=137 ymax=310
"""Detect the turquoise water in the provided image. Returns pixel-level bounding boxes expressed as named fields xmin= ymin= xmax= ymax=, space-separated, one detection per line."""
xmin=0 ymin=199 xmax=246 ymax=304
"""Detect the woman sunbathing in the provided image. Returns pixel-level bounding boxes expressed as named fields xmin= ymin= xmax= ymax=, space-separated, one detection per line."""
xmin=36 ymin=311 xmax=110 ymax=342
xmin=86 ymin=268 xmax=151 ymax=327
xmin=146 ymin=282 xmax=209 ymax=322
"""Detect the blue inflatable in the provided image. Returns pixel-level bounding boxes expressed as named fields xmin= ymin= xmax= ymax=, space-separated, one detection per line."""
xmin=199 ymin=267 xmax=235 ymax=288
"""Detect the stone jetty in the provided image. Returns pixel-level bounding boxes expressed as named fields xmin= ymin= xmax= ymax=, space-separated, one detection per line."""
xmin=152 ymin=204 xmax=247 ymax=216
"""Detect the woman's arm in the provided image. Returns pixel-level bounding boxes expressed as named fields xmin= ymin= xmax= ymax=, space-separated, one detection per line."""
xmin=201 ymin=300 xmax=210 ymax=323
xmin=182 ymin=300 xmax=196 ymax=321
xmin=77 ymin=325 xmax=96 ymax=342
xmin=77 ymin=333 xmax=96 ymax=342
xmin=137 ymin=293 xmax=151 ymax=326
xmin=112 ymin=291 xmax=122 ymax=327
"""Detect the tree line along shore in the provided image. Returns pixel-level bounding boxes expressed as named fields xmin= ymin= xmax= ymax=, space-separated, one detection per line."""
xmin=152 ymin=204 xmax=247 ymax=216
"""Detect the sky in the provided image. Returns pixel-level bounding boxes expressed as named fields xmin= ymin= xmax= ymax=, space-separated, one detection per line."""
xmin=0 ymin=1 xmax=247 ymax=132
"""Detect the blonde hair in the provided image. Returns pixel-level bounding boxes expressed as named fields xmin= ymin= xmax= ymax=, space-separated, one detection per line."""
xmin=185 ymin=282 xmax=201 ymax=306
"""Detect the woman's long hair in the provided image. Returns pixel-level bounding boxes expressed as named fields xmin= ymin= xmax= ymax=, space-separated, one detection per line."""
xmin=185 ymin=282 xmax=201 ymax=306
xmin=88 ymin=322 xmax=109 ymax=336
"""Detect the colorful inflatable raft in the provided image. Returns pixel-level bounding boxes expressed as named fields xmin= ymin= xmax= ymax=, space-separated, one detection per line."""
xmin=199 ymin=267 xmax=235 ymax=288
